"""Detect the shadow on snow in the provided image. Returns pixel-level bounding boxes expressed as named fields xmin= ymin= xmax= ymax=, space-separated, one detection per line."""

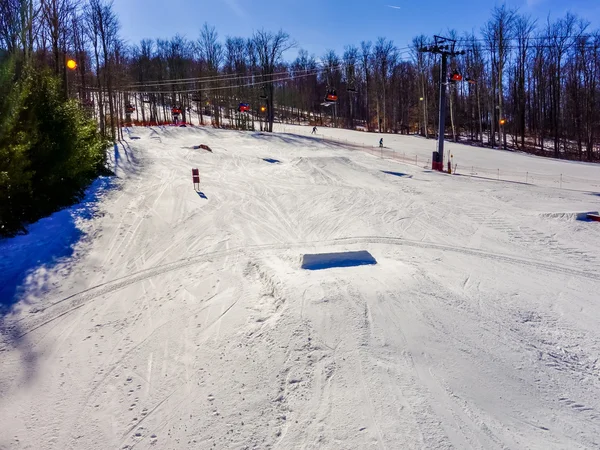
xmin=251 ymin=131 xmax=357 ymax=150
xmin=0 ymin=175 xmax=118 ymax=386
xmin=0 ymin=176 xmax=117 ymax=314
xmin=382 ymin=170 xmax=412 ymax=178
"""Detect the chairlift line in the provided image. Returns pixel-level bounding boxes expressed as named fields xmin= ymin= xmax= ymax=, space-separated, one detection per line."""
xmin=122 ymin=45 xmax=417 ymax=90
xmin=80 ymin=55 xmax=396 ymax=97
xmin=105 ymin=70 xmax=330 ymax=95
xmin=454 ymin=33 xmax=597 ymax=44
xmin=126 ymin=66 xmax=322 ymax=88
xmin=125 ymin=61 xmax=348 ymax=89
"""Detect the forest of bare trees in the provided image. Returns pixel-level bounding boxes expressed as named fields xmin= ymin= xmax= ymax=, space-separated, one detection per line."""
xmin=2 ymin=1 xmax=600 ymax=161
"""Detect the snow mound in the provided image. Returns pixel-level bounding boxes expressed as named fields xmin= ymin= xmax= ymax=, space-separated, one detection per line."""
xmin=301 ymin=250 xmax=377 ymax=270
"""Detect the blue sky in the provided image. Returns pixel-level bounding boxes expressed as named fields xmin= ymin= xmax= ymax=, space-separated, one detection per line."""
xmin=113 ymin=0 xmax=600 ymax=60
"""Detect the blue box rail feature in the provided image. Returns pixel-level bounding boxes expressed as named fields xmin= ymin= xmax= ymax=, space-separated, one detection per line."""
xmin=301 ymin=250 xmax=377 ymax=270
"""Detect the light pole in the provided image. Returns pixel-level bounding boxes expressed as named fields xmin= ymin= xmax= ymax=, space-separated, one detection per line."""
xmin=419 ymin=97 xmax=424 ymax=136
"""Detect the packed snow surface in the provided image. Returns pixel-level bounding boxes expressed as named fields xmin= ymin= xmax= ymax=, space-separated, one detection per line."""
xmin=1 ymin=125 xmax=600 ymax=449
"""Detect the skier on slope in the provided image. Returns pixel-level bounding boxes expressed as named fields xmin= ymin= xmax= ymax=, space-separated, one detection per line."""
xmin=312 ymin=126 xmax=317 ymax=134
xmin=379 ymin=138 xmax=383 ymax=148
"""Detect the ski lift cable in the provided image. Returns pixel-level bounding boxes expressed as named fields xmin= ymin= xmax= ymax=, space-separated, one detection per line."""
xmin=137 ymin=70 xmax=324 ymax=94
xmin=454 ymin=33 xmax=598 ymax=44
xmin=455 ymin=43 xmax=600 ymax=53
xmin=123 ymin=67 xmax=340 ymax=93
xmin=121 ymin=46 xmax=416 ymax=89
xmin=122 ymin=45 xmax=416 ymax=90
xmin=417 ymin=35 xmax=598 ymax=51
xmin=134 ymin=62 xmax=347 ymax=89
xmin=125 ymin=61 xmax=348 ymax=88
xmin=84 ymin=69 xmax=329 ymax=94
xmin=125 ymin=65 xmax=324 ymax=88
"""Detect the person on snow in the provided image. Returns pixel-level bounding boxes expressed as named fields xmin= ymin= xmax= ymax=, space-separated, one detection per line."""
xmin=312 ymin=126 xmax=317 ymax=134
xmin=379 ymin=138 xmax=383 ymax=148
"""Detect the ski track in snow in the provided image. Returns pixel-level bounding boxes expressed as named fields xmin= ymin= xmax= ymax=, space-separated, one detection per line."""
xmin=1 ymin=125 xmax=600 ymax=450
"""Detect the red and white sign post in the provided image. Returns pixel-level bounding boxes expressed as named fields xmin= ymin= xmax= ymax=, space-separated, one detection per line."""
xmin=192 ymin=168 xmax=200 ymax=190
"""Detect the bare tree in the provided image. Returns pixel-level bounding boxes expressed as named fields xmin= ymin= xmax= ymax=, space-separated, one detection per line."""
xmin=581 ymin=32 xmax=600 ymax=160
xmin=512 ymin=14 xmax=536 ymax=149
xmin=343 ymin=45 xmax=359 ymax=128
xmin=224 ymin=36 xmax=248 ymax=125
xmin=71 ymin=9 xmax=90 ymax=100
xmin=252 ymin=29 xmax=294 ymax=132
xmin=412 ymin=35 xmax=430 ymax=137
xmin=483 ymin=4 xmax=516 ymax=149
xmin=40 ymin=0 xmax=75 ymax=84
xmin=0 ymin=0 xmax=42 ymax=62
xmin=546 ymin=13 xmax=581 ymax=157
xmin=198 ymin=23 xmax=223 ymax=125
xmin=373 ymin=37 xmax=397 ymax=132
xmin=85 ymin=0 xmax=119 ymax=140
xmin=360 ymin=41 xmax=372 ymax=130
xmin=289 ymin=49 xmax=318 ymax=124
xmin=0 ymin=0 xmax=21 ymax=52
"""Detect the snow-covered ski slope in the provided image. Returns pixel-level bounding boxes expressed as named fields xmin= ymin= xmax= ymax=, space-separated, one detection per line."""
xmin=276 ymin=124 xmax=600 ymax=191
xmin=1 ymin=125 xmax=600 ymax=450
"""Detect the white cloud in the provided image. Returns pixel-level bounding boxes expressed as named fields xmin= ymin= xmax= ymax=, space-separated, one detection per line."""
xmin=386 ymin=4 xmax=401 ymax=9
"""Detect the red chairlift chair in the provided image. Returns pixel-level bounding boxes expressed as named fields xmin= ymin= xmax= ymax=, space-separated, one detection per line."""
xmin=325 ymin=89 xmax=338 ymax=102
xmin=450 ymin=71 xmax=463 ymax=82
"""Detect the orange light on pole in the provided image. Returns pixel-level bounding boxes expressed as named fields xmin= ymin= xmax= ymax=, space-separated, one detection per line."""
xmin=499 ymin=118 xmax=506 ymax=125
xmin=260 ymin=105 xmax=267 ymax=113
xmin=66 ymin=59 xmax=78 ymax=70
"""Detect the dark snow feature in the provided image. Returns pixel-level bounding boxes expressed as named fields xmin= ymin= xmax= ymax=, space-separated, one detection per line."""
xmin=301 ymin=250 xmax=377 ymax=270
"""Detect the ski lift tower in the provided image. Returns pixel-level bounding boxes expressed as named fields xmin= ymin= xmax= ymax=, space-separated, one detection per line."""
xmin=419 ymin=36 xmax=465 ymax=171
